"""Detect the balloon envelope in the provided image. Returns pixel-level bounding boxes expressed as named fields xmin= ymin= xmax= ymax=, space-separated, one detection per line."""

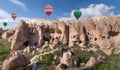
xmin=44 ymin=5 xmax=53 ymax=16
xmin=11 ymin=13 xmax=17 ymax=20
xmin=3 ymin=22 xmax=8 ymax=27
xmin=74 ymin=10 xmax=82 ymax=19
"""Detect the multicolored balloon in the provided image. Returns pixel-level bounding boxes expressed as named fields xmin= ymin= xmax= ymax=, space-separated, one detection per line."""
xmin=44 ymin=5 xmax=53 ymax=16
xmin=3 ymin=22 xmax=8 ymax=27
xmin=11 ymin=13 xmax=17 ymax=20
xmin=74 ymin=10 xmax=82 ymax=19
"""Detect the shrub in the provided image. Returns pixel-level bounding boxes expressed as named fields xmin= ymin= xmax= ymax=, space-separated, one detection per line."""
xmin=76 ymin=52 xmax=89 ymax=63
xmin=54 ymin=50 xmax=63 ymax=57
xmin=61 ymin=46 xmax=70 ymax=53
xmin=44 ymin=53 xmax=54 ymax=65
xmin=72 ymin=45 xmax=89 ymax=63
xmin=25 ymin=53 xmax=34 ymax=59
xmin=37 ymin=57 xmax=45 ymax=64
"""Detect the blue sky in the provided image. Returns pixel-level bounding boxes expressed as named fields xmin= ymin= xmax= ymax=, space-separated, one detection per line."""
xmin=0 ymin=0 xmax=120 ymax=29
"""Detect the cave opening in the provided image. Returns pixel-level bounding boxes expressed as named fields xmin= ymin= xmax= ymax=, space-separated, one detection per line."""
xmin=79 ymin=40 xmax=82 ymax=44
xmin=73 ymin=35 xmax=75 ymax=38
xmin=43 ymin=35 xmax=50 ymax=42
xmin=57 ymin=29 xmax=62 ymax=34
xmin=88 ymin=32 xmax=89 ymax=35
xmin=108 ymin=31 xmax=119 ymax=37
xmin=23 ymin=41 xmax=29 ymax=46
xmin=102 ymin=36 xmax=105 ymax=39
xmin=94 ymin=38 xmax=97 ymax=41
xmin=35 ymin=42 xmax=38 ymax=46
xmin=50 ymin=28 xmax=55 ymax=33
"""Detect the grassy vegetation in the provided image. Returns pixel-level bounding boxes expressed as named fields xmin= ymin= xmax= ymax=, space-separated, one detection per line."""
xmin=0 ymin=39 xmax=11 ymax=65
xmin=86 ymin=54 xmax=120 ymax=70
xmin=0 ymin=30 xmax=3 ymax=39
xmin=36 ymin=41 xmax=120 ymax=70
xmin=25 ymin=52 xmax=34 ymax=59
xmin=67 ymin=44 xmax=120 ymax=70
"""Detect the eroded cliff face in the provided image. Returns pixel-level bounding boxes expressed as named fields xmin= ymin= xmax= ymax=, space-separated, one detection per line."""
xmin=2 ymin=16 xmax=120 ymax=55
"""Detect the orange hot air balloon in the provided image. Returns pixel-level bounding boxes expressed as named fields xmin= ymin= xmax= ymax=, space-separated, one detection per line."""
xmin=11 ymin=13 xmax=17 ymax=20
xmin=44 ymin=5 xmax=53 ymax=16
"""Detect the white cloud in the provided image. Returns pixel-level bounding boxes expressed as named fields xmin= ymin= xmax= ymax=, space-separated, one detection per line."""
xmin=0 ymin=10 xmax=11 ymax=19
xmin=58 ymin=4 xmax=115 ymax=21
xmin=0 ymin=9 xmax=13 ymax=23
xmin=63 ymin=13 xmax=70 ymax=16
xmin=0 ymin=9 xmax=29 ymax=29
xmin=58 ymin=11 xmax=74 ymax=21
xmin=58 ymin=17 xmax=73 ymax=21
xmin=80 ymin=4 xmax=115 ymax=18
xmin=9 ymin=0 xmax=27 ymax=11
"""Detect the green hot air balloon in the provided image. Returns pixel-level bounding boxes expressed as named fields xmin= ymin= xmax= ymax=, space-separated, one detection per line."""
xmin=74 ymin=10 xmax=82 ymax=20
xmin=3 ymin=22 xmax=8 ymax=27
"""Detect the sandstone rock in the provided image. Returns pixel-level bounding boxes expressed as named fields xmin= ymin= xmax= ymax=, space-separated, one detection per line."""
xmin=23 ymin=46 xmax=31 ymax=53
xmin=55 ymin=64 xmax=68 ymax=70
xmin=2 ymin=15 xmax=120 ymax=70
xmin=69 ymin=23 xmax=81 ymax=46
xmin=85 ymin=57 xmax=96 ymax=67
xmin=11 ymin=20 xmax=29 ymax=50
xmin=96 ymin=39 xmax=114 ymax=55
xmin=60 ymin=50 xmax=77 ymax=67
xmin=80 ymin=63 xmax=85 ymax=66
xmin=97 ymin=55 xmax=102 ymax=61
xmin=55 ymin=64 xmax=64 ymax=70
xmin=3 ymin=55 xmax=30 ymax=70
xmin=60 ymin=64 xmax=68 ymax=69
xmin=53 ymin=55 xmax=60 ymax=66
xmin=60 ymin=51 xmax=72 ymax=66
xmin=2 ymin=32 xmax=10 ymax=39
xmin=55 ymin=50 xmax=77 ymax=70
xmin=2 ymin=29 xmax=15 ymax=40
xmin=2 ymin=15 xmax=120 ymax=55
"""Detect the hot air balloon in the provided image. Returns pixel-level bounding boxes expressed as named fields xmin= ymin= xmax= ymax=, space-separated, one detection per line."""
xmin=44 ymin=5 xmax=53 ymax=17
xmin=3 ymin=22 xmax=8 ymax=27
xmin=11 ymin=13 xmax=17 ymax=20
xmin=74 ymin=10 xmax=82 ymax=20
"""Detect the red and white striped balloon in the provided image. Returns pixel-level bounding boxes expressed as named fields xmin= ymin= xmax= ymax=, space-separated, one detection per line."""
xmin=11 ymin=13 xmax=17 ymax=20
xmin=44 ymin=5 xmax=53 ymax=16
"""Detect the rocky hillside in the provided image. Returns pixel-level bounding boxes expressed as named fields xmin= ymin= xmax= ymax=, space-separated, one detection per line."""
xmin=1 ymin=15 xmax=120 ymax=70
xmin=2 ymin=16 xmax=120 ymax=55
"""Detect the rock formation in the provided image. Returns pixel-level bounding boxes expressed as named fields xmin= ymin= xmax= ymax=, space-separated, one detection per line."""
xmin=2 ymin=16 xmax=120 ymax=55
xmin=85 ymin=57 xmax=96 ymax=67
xmin=3 ymin=55 xmax=30 ymax=70
xmin=55 ymin=50 xmax=76 ymax=70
